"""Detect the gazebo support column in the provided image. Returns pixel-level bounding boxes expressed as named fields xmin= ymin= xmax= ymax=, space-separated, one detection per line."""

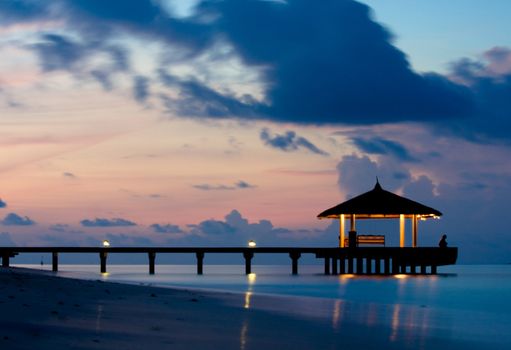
xmin=339 ymin=214 xmax=345 ymax=247
xmin=412 ymin=215 xmax=418 ymax=247
xmin=400 ymin=214 xmax=405 ymax=247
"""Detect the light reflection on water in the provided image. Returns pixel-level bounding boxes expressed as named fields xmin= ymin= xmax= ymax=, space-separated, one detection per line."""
xmin=16 ymin=264 xmax=511 ymax=348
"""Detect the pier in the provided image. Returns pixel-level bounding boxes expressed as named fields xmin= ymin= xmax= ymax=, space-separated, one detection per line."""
xmin=0 ymin=246 xmax=457 ymax=275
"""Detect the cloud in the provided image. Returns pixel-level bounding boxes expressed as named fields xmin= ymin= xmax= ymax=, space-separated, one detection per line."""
xmin=80 ymin=217 xmax=137 ymax=227
xmin=4 ymin=0 xmax=511 ymax=145
xmin=63 ymin=172 xmax=76 ymax=178
xmin=1 ymin=212 xmax=36 ymax=226
xmin=0 ymin=232 xmax=16 ymax=246
xmin=336 ymin=154 xmax=411 ymax=198
xmin=31 ymin=34 xmax=89 ymax=72
xmin=260 ymin=128 xmax=329 ymax=156
xmin=193 ymin=180 xmax=256 ymax=191
xmin=350 ymin=136 xmax=418 ymax=162
xmin=446 ymin=47 xmax=511 ymax=143
xmin=150 ymin=223 xmax=183 ymax=234
xmin=0 ymin=199 xmax=6 ymax=208
xmin=133 ymin=75 xmax=150 ymax=103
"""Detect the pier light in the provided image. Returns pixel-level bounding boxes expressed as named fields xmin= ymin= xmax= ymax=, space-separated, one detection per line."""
xmin=102 ymin=240 xmax=110 ymax=247
xmin=248 ymin=240 xmax=256 ymax=248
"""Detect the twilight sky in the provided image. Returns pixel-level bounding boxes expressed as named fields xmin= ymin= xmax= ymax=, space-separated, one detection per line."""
xmin=1 ymin=0 xmax=511 ymax=264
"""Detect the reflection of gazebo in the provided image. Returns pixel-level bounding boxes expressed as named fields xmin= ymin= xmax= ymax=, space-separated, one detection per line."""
xmin=317 ymin=181 xmax=442 ymax=248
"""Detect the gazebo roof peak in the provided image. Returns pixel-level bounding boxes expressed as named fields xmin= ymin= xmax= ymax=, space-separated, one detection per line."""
xmin=317 ymin=180 xmax=442 ymax=220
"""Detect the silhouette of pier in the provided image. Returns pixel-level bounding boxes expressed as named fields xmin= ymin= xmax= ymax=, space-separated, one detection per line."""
xmin=0 ymin=246 xmax=457 ymax=275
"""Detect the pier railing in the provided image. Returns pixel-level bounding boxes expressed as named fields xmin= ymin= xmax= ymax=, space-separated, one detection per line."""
xmin=0 ymin=247 xmax=457 ymax=276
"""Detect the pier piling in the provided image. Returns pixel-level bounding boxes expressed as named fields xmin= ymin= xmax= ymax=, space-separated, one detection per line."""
xmin=324 ymin=257 xmax=330 ymax=275
xmin=290 ymin=252 xmax=301 ymax=275
xmin=100 ymin=251 xmax=107 ymax=273
xmin=148 ymin=252 xmax=156 ymax=275
xmin=52 ymin=252 xmax=58 ymax=272
xmin=196 ymin=252 xmax=204 ymax=275
xmin=243 ymin=251 xmax=254 ymax=275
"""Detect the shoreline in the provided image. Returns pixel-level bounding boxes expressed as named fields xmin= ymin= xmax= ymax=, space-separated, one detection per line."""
xmin=1 ymin=267 xmax=506 ymax=349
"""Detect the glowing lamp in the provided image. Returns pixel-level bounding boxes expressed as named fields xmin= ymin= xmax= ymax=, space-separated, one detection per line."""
xmin=102 ymin=240 xmax=110 ymax=247
xmin=248 ymin=240 xmax=256 ymax=248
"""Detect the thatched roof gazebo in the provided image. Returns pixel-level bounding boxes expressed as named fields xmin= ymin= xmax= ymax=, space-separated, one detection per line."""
xmin=317 ymin=181 xmax=442 ymax=248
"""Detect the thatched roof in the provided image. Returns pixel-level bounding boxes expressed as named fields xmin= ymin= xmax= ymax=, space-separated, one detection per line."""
xmin=317 ymin=181 xmax=442 ymax=219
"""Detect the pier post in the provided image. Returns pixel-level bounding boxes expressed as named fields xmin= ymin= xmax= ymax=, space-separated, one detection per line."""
xmin=52 ymin=252 xmax=59 ymax=272
xmin=431 ymin=265 xmax=437 ymax=274
xmin=324 ymin=257 xmax=330 ymax=275
xmin=366 ymin=258 xmax=372 ymax=275
xmin=384 ymin=257 xmax=390 ymax=275
xmin=100 ymin=251 xmax=108 ymax=273
xmin=420 ymin=265 xmax=427 ymax=274
xmin=148 ymin=252 xmax=156 ymax=275
xmin=356 ymin=257 xmax=363 ymax=274
xmin=391 ymin=258 xmax=399 ymax=274
xmin=1 ymin=253 xmax=9 ymax=267
xmin=289 ymin=252 xmax=301 ymax=275
xmin=348 ymin=257 xmax=354 ymax=274
xmin=339 ymin=257 xmax=346 ymax=274
xmin=243 ymin=251 xmax=254 ymax=275
xmin=375 ymin=259 xmax=381 ymax=274
xmin=332 ymin=257 xmax=338 ymax=275
xmin=196 ymin=252 xmax=204 ymax=275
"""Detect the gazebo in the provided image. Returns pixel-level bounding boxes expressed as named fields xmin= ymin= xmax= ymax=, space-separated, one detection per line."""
xmin=317 ymin=180 xmax=442 ymax=248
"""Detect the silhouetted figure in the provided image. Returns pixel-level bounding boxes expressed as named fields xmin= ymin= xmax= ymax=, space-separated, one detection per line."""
xmin=438 ymin=234 xmax=448 ymax=248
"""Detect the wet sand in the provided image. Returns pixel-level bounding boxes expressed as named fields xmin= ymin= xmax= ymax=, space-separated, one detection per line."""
xmin=0 ymin=267 xmax=505 ymax=349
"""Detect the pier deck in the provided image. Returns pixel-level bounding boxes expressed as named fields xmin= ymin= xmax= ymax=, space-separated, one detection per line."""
xmin=0 ymin=247 xmax=457 ymax=275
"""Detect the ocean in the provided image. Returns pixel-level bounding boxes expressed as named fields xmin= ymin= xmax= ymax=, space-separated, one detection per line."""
xmin=16 ymin=263 xmax=511 ymax=349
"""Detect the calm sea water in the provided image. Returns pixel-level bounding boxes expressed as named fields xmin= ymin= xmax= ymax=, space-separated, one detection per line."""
xmin=16 ymin=263 xmax=511 ymax=348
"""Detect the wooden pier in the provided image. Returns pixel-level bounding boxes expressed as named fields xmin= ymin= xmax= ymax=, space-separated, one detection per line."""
xmin=0 ymin=247 xmax=457 ymax=275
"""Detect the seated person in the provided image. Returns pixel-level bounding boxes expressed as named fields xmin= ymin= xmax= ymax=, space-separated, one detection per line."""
xmin=438 ymin=234 xmax=448 ymax=248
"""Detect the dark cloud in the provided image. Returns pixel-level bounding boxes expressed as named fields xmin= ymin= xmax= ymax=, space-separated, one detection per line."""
xmin=62 ymin=172 xmax=76 ymax=178
xmin=133 ymin=75 xmax=150 ymax=103
xmin=80 ymin=217 xmax=137 ymax=227
xmin=1 ymin=213 xmax=36 ymax=226
xmin=336 ymin=154 xmax=411 ymax=198
xmin=193 ymin=180 xmax=256 ymax=191
xmin=150 ymin=223 xmax=183 ymax=234
xmin=5 ymin=0 xmax=511 ymax=145
xmin=31 ymin=34 xmax=88 ymax=72
xmin=260 ymin=128 xmax=329 ymax=156
xmin=183 ymin=209 xmax=334 ymax=247
xmin=351 ymin=136 xmax=418 ymax=162
xmin=447 ymin=47 xmax=511 ymax=143
xmin=160 ymin=78 xmax=256 ymax=118
xmin=0 ymin=0 xmax=51 ymax=25
xmin=0 ymin=199 xmax=6 ymax=208
xmin=105 ymin=233 xmax=154 ymax=246
xmin=235 ymin=180 xmax=256 ymax=189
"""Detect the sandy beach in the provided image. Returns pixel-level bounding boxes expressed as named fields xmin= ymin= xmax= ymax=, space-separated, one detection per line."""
xmin=0 ymin=267 xmax=507 ymax=350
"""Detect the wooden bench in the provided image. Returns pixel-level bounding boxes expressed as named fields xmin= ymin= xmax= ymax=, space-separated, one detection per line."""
xmin=344 ymin=235 xmax=385 ymax=247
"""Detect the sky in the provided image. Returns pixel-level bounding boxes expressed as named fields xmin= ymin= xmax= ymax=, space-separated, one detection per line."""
xmin=1 ymin=0 xmax=511 ymax=264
